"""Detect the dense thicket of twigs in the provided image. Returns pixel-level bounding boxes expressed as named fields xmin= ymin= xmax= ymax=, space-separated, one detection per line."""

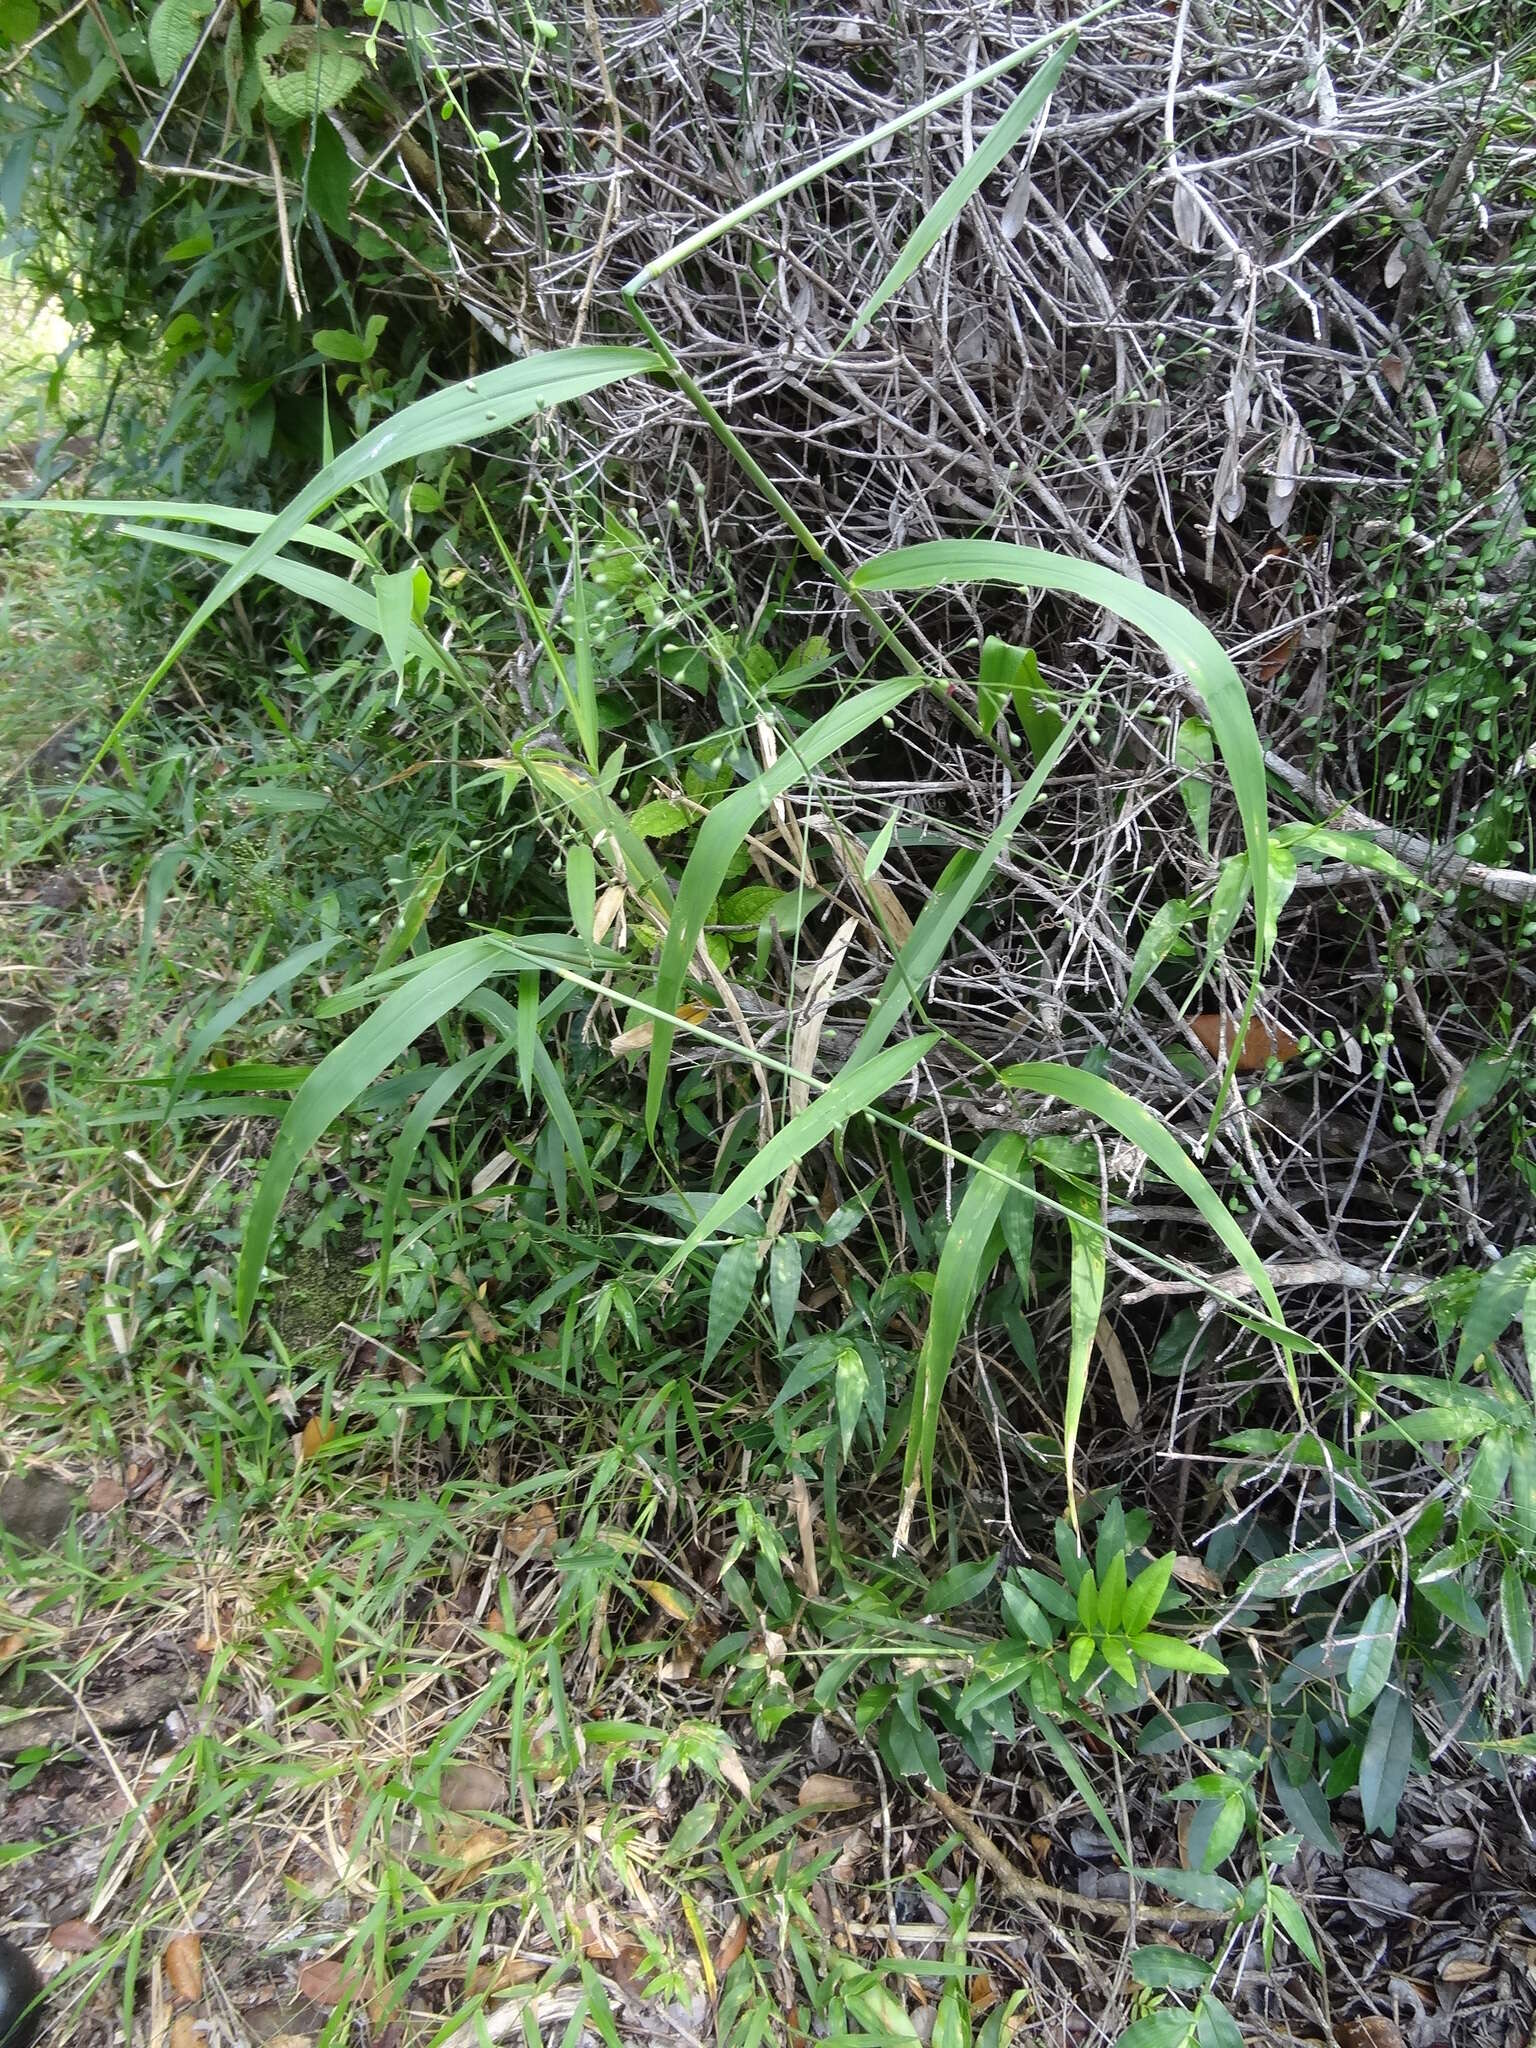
xmin=363 ymin=0 xmax=1536 ymax=1411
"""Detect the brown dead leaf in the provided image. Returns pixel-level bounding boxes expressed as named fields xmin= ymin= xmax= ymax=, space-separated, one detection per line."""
xmin=712 ymin=1915 xmax=749 ymax=1982
xmin=969 ymin=1974 xmax=997 ymax=2018
xmin=1170 ymin=1554 xmax=1223 ymax=1594
xmin=1254 ymin=628 xmax=1300 ymax=684
xmin=796 ymin=1773 xmax=868 ymax=1818
xmin=1438 ymin=1958 xmax=1490 ymax=1983
xmin=49 ymin=1918 xmax=103 ymax=1952
xmin=831 ymin=1825 xmax=872 ymax=1882
xmin=85 ymin=1476 xmax=127 ymax=1513
xmin=169 ymin=2019 xmax=204 ymax=2048
xmin=1380 ymin=353 xmax=1407 ymax=394
xmin=469 ymin=1955 xmax=545 ymax=1994
xmin=438 ymin=1762 xmax=508 ymax=1814
xmin=297 ymin=1957 xmax=360 ymax=2008
xmin=297 ymin=1416 xmax=337 ymax=1462
xmin=1335 ymin=2022 xmax=1406 ymax=2048
xmin=438 ymin=1820 xmax=508 ymax=1894
xmin=612 ymin=1000 xmax=710 ymax=1057
xmin=1176 ymin=1804 xmax=1194 ymax=1872
xmin=503 ymin=1500 xmax=557 ymax=1558
xmin=790 ymin=1471 xmax=819 ymax=1598
xmin=1189 ymin=1013 xmax=1300 ymax=1072
xmin=717 ymin=1741 xmax=754 ymax=1800
xmin=164 ymin=1931 xmax=203 ymax=2004
xmin=448 ymin=1266 xmax=500 ymax=1344
xmin=1094 ymin=1315 xmax=1140 ymax=1427
xmin=0 ymin=1633 xmax=24 ymax=1662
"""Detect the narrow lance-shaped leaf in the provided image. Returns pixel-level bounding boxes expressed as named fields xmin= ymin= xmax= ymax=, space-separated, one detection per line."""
xmin=842 ymin=38 xmax=1074 ymax=346
xmin=904 ymin=1133 xmax=1027 ymax=1514
xmin=0 ymin=495 xmax=373 ymax=562
xmin=660 ymin=1033 xmax=940 ymax=1276
xmin=645 ymin=674 xmax=923 ymax=1137
xmin=848 ymin=699 xmax=1086 ymax=1070
xmin=236 ymin=936 xmax=515 ymax=1328
xmin=853 ymin=542 xmax=1273 ymax=1111
xmin=60 ymin=347 xmax=660 ymax=789
xmin=1057 ymin=1175 xmax=1106 ymax=1535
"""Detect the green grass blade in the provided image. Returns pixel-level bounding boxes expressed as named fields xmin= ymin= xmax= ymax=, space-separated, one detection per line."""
xmin=997 ymin=1061 xmax=1298 ymax=1360
xmin=114 ymin=524 xmax=448 ymax=672
xmin=376 ymin=1051 xmax=491 ymax=1295
xmin=1056 ymin=1174 xmax=1107 ymax=1534
xmin=524 ymin=749 xmax=674 ymax=929
xmin=661 ymin=1032 xmax=940 ymax=1275
xmin=62 ymin=347 xmax=659 ymax=794
xmin=0 ymin=496 xmax=372 ymax=563
xmin=235 ymin=935 xmax=513 ymax=1329
xmin=842 ymin=38 xmax=1074 ymax=348
xmin=904 ymin=1132 xmax=1026 ymax=1514
xmin=172 ymin=934 xmax=342 ymax=1104
xmin=852 ymin=542 xmax=1273 ymax=1116
xmin=644 ymin=674 xmax=924 ymax=1138
xmin=848 ymin=699 xmax=1086 ymax=1070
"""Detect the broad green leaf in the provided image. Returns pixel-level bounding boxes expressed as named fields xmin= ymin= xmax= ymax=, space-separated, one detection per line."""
xmin=926 ymin=1554 xmax=998 ymax=1613
xmin=705 ymin=1243 xmax=759 ymax=1366
xmin=374 ymin=564 xmax=426 ymax=681
xmin=1127 ymin=897 xmax=1192 ymax=1006
xmin=768 ymin=1237 xmax=801 ymax=1344
xmin=863 ymin=809 xmax=899 ymax=878
xmin=1124 ymin=1553 xmax=1175 ymax=1638
xmin=1098 ymin=1548 xmax=1127 ymax=1634
xmin=1194 ymin=1998 xmax=1244 ymax=2048
xmin=1130 ymin=1947 xmax=1213 ymax=1992
xmin=236 ymin=937 xmax=513 ymax=1328
xmin=259 ymin=35 xmax=366 ymax=122
xmin=1345 ymin=1593 xmax=1399 ymax=1720
xmin=1135 ymin=1866 xmax=1239 ymax=1912
xmin=378 ymin=841 xmax=448 ymax=971
xmin=645 ymin=675 xmax=922 ymax=1137
xmin=1199 ymin=854 xmax=1252 ymax=981
xmin=1175 ymin=716 xmax=1214 ymax=856
xmin=1457 ymin=1246 xmax=1536 ymax=1373
xmin=57 ymin=348 xmax=658 ymax=790
xmin=1057 ymin=1174 xmax=1106 ymax=1533
xmin=849 ymin=701 xmax=1084 ymax=1071
xmin=1266 ymin=1886 xmax=1321 ymax=1968
xmin=851 ymin=543 xmax=1273 ymax=1021
xmin=904 ymin=1133 xmax=1026 ymax=1512
xmin=1261 ymin=843 xmax=1298 ymax=971
xmin=999 ymin=1162 xmax=1036 ymax=1291
xmin=148 ymin=0 xmax=211 ymax=83
xmin=1500 ymin=1561 xmax=1533 ymax=1684
xmin=1270 ymin=822 xmax=1416 ymax=885
xmin=1270 ymin=1767 xmax=1340 ymax=1855
xmin=1116 ymin=2011 xmax=1196 ymax=2048
xmin=1130 ymin=1632 xmax=1227 ymax=1678
xmin=842 ymin=38 xmax=1075 ymax=345
xmin=661 ymin=1034 xmax=939 ymax=1276
xmin=1358 ymin=1684 xmax=1413 ymax=1836
xmin=565 ymin=841 xmax=597 ymax=943
xmin=631 ymin=798 xmax=693 ymax=839
xmin=834 ymin=1343 xmax=869 ymax=1451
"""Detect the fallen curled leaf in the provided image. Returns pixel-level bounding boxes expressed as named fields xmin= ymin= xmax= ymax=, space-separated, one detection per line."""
xmin=712 ymin=1914 xmax=749 ymax=1981
xmin=0 ymin=1633 xmax=25 ymax=1662
xmin=49 ymin=1918 xmax=103 ymax=1952
xmin=297 ymin=1416 xmax=337 ymax=1462
xmin=1170 ymin=1554 xmax=1223 ymax=1594
xmin=297 ymin=1957 xmax=359 ymax=2008
xmin=468 ymin=1955 xmax=545 ymax=1994
xmin=438 ymin=1762 xmax=508 ymax=1814
xmin=1438 ymin=1958 xmax=1490 ymax=1983
xmin=969 ymin=1974 xmax=998 ymax=2018
xmin=1380 ymin=353 xmax=1407 ymax=394
xmin=1335 ymin=2021 xmax=1406 ymax=2048
xmin=1189 ymin=1013 xmax=1300 ymax=1072
xmin=164 ymin=1931 xmax=203 ymax=2004
xmin=796 ymin=1773 xmax=868 ymax=1817
xmin=1094 ymin=1314 xmax=1140 ymax=1427
xmin=612 ymin=1000 xmax=711 ymax=1056
xmin=717 ymin=1741 xmax=754 ymax=1800
xmin=1254 ymin=627 xmax=1300 ymax=684
xmin=503 ymin=1500 xmax=557 ymax=1558
xmin=437 ymin=1820 xmax=508 ymax=1894
xmin=85 ymin=1477 xmax=127 ymax=1512
xmin=170 ymin=2019 xmax=204 ymax=2048
xmin=639 ymin=1579 xmax=694 ymax=1623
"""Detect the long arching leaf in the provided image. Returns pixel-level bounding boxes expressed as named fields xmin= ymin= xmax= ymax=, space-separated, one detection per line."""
xmin=644 ymin=674 xmax=923 ymax=1138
